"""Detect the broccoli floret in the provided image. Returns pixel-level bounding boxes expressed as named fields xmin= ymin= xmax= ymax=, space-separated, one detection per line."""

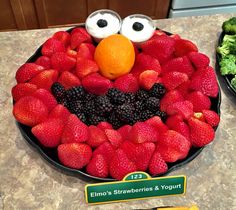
xmin=217 ymin=34 xmax=236 ymax=57
xmin=231 ymin=75 xmax=236 ymax=89
xmin=223 ymin=34 xmax=236 ymax=43
xmin=219 ymin=54 xmax=236 ymax=75
xmin=217 ymin=43 xmax=231 ymax=57
xmin=222 ymin=17 xmax=236 ymax=34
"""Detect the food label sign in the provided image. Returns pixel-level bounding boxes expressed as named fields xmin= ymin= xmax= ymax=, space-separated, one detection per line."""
xmin=85 ymin=172 xmax=186 ymax=204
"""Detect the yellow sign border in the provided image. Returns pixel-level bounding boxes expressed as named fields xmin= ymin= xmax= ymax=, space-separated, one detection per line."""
xmin=85 ymin=173 xmax=186 ymax=205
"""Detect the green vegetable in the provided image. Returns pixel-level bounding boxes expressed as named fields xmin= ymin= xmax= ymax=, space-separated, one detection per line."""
xmin=217 ymin=34 xmax=236 ymax=57
xmin=219 ymin=55 xmax=236 ymax=75
xmin=231 ymin=75 xmax=236 ymax=89
xmin=222 ymin=17 xmax=236 ymax=34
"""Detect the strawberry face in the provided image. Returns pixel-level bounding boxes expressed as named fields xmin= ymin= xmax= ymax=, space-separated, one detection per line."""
xmin=12 ymin=21 xmax=220 ymax=181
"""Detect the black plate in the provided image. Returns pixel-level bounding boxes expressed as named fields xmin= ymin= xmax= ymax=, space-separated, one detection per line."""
xmin=216 ymin=32 xmax=236 ymax=97
xmin=15 ymin=25 xmax=221 ymax=182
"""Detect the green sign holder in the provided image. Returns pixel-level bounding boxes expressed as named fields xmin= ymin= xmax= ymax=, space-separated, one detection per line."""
xmin=85 ymin=172 xmax=186 ymax=204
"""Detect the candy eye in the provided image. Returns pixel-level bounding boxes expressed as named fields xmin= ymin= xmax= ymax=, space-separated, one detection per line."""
xmin=85 ymin=9 xmax=122 ymax=41
xmin=120 ymin=14 xmax=155 ymax=43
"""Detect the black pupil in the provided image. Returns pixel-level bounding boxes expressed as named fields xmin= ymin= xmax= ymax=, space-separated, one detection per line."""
xmin=132 ymin=22 xmax=144 ymax=31
xmin=97 ymin=19 xmax=108 ymax=28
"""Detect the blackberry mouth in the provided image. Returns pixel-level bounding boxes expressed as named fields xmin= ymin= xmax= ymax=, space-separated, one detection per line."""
xmin=51 ymin=82 xmax=167 ymax=129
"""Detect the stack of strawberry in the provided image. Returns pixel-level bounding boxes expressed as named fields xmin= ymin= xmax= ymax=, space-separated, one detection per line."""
xmin=12 ymin=27 xmax=220 ymax=180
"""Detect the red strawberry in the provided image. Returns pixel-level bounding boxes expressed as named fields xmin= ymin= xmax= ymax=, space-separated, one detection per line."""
xmin=188 ymin=52 xmax=210 ymax=69
xmin=52 ymin=31 xmax=71 ymax=46
xmin=174 ymin=39 xmax=198 ymax=57
xmin=167 ymin=119 xmax=190 ymax=140
xmin=141 ymin=35 xmax=175 ymax=64
xmin=58 ymin=71 xmax=81 ymax=89
xmin=145 ymin=116 xmax=168 ymax=135
xmin=58 ymin=143 xmax=92 ymax=169
xmin=190 ymin=66 xmax=219 ymax=97
xmin=76 ymin=58 xmax=99 ymax=79
xmin=162 ymin=71 xmax=188 ymax=91
xmin=117 ymin=125 xmax=132 ymax=141
xmin=35 ymin=56 xmax=51 ymax=69
xmin=32 ymin=118 xmax=64 ymax=147
xmin=120 ymin=141 xmax=137 ymax=162
xmin=77 ymin=43 xmax=95 ymax=60
xmin=161 ymin=56 xmax=194 ymax=78
xmin=93 ymin=142 xmax=115 ymax=164
xmin=150 ymin=30 xmax=167 ymax=38
xmin=167 ymin=100 xmax=193 ymax=120
xmin=129 ymin=122 xmax=158 ymax=143
xmin=202 ymin=110 xmax=220 ymax=127
xmin=193 ymin=112 xmax=205 ymax=121
xmin=86 ymin=154 xmax=109 ymax=178
xmin=139 ymin=70 xmax=160 ymax=90
xmin=160 ymin=90 xmax=184 ymax=112
xmin=149 ymin=151 xmax=168 ymax=176
xmin=105 ymin=129 xmax=123 ymax=148
xmin=170 ymin=34 xmax=181 ymax=40
xmin=48 ymin=104 xmax=70 ymax=122
xmin=186 ymin=91 xmax=211 ymax=112
xmin=188 ymin=117 xmax=215 ymax=147
xmin=166 ymin=115 xmax=182 ymax=128
xmin=114 ymin=74 xmax=139 ymax=93
xmin=130 ymin=53 xmax=161 ymax=78
xmin=109 ymin=149 xmax=137 ymax=180
xmin=61 ymin=114 xmax=89 ymax=143
xmin=66 ymin=46 xmax=77 ymax=59
xmin=33 ymin=88 xmax=57 ymax=111
xmin=51 ymin=52 xmax=76 ymax=72
xmin=15 ymin=63 xmax=44 ymax=83
xmin=157 ymin=130 xmax=191 ymax=162
xmin=12 ymin=83 xmax=37 ymax=101
xmin=82 ymin=73 xmax=113 ymax=95
xmin=30 ymin=69 xmax=58 ymax=90
xmin=135 ymin=142 xmax=156 ymax=171
xmin=13 ymin=96 xmax=48 ymax=126
xmin=70 ymin=28 xmax=92 ymax=49
xmin=41 ymin=38 xmax=66 ymax=57
xmin=176 ymin=80 xmax=191 ymax=97
xmin=87 ymin=125 xmax=108 ymax=147
xmin=97 ymin=122 xmax=113 ymax=130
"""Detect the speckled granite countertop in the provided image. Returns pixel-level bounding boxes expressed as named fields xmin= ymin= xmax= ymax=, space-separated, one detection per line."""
xmin=0 ymin=13 xmax=236 ymax=210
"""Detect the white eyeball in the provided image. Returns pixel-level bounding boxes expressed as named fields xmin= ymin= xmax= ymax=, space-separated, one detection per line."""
xmin=120 ymin=14 xmax=155 ymax=43
xmin=85 ymin=9 xmax=122 ymax=41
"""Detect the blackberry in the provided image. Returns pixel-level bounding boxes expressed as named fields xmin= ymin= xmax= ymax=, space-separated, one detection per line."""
xmin=135 ymin=101 xmax=145 ymax=114
xmin=125 ymin=93 xmax=136 ymax=104
xmin=108 ymin=112 xmax=123 ymax=129
xmin=107 ymin=88 xmax=126 ymax=105
xmin=83 ymin=100 xmax=96 ymax=115
xmin=84 ymin=93 xmax=96 ymax=102
xmin=88 ymin=115 xmax=106 ymax=125
xmin=115 ymin=104 xmax=135 ymax=123
xmin=149 ymin=83 xmax=166 ymax=98
xmin=128 ymin=113 xmax=140 ymax=125
xmin=95 ymin=95 xmax=113 ymax=115
xmin=76 ymin=112 xmax=87 ymax=123
xmin=155 ymin=110 xmax=167 ymax=121
xmin=135 ymin=89 xmax=149 ymax=101
xmin=65 ymin=86 xmax=86 ymax=101
xmin=140 ymin=110 xmax=154 ymax=121
xmin=65 ymin=100 xmax=83 ymax=114
xmin=51 ymin=82 xmax=65 ymax=102
xmin=145 ymin=97 xmax=160 ymax=112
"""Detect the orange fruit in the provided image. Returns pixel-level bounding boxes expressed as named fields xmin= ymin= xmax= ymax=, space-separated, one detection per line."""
xmin=94 ymin=34 xmax=135 ymax=79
